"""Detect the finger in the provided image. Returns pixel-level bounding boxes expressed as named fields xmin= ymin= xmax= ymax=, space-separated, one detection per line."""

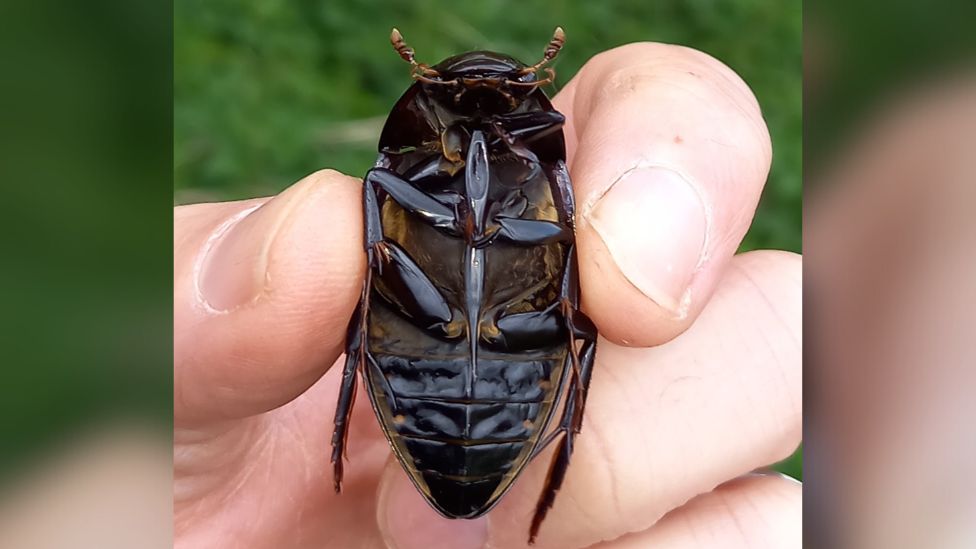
xmin=174 ymin=362 xmax=395 ymax=549
xmin=553 ymin=43 xmax=773 ymax=346
xmin=481 ymin=250 xmax=799 ymax=548
xmin=594 ymin=474 xmax=801 ymax=548
xmin=174 ymin=169 xmax=364 ymax=423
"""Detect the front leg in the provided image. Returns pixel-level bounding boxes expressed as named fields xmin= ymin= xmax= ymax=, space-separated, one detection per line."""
xmin=363 ymin=170 xmax=462 ymax=338
xmin=472 ymin=186 xmax=573 ymax=248
xmin=489 ymin=111 xmax=565 ymax=145
xmin=365 ymin=168 xmax=461 ymax=236
xmin=486 ymin=217 xmax=573 ymax=247
xmin=474 ymin=206 xmax=573 ymax=247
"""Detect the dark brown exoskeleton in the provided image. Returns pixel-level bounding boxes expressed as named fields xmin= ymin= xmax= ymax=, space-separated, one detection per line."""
xmin=331 ymin=27 xmax=597 ymax=543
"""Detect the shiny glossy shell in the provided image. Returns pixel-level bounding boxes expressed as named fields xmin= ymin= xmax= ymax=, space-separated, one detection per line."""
xmin=368 ymin=60 xmax=568 ymax=517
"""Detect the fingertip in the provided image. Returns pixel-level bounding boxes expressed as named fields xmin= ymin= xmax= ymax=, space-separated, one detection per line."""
xmin=261 ymin=169 xmax=365 ymax=311
xmin=561 ymin=42 xmax=773 ymax=346
xmin=175 ymin=169 xmax=365 ymax=421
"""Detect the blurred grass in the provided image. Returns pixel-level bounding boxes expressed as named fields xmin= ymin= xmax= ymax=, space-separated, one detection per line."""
xmin=175 ymin=0 xmax=801 ymax=478
xmin=0 ymin=0 xmax=172 ymax=487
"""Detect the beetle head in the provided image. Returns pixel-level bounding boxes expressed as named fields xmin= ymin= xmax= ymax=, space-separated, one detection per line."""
xmin=390 ymin=28 xmax=564 ymax=115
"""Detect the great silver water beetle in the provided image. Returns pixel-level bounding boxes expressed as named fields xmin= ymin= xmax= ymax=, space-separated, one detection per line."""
xmin=330 ymin=28 xmax=597 ymax=543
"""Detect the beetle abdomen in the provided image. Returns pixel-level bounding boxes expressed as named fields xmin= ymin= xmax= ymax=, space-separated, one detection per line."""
xmin=365 ymin=350 xmax=566 ymax=517
xmin=373 ymin=354 xmax=554 ymax=401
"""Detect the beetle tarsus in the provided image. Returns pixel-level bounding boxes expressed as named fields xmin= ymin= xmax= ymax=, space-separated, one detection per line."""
xmin=527 ymin=335 xmax=595 ymax=542
xmin=529 ymin=431 xmax=573 ymax=544
xmin=331 ymin=289 xmax=368 ymax=493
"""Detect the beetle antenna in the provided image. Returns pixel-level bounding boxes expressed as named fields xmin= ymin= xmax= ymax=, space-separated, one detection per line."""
xmin=520 ymin=27 xmax=565 ymax=75
xmin=390 ymin=28 xmax=417 ymax=65
xmin=390 ymin=28 xmax=440 ymax=79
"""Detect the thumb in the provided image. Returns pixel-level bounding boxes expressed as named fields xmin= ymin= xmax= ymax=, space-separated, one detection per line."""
xmin=174 ymin=169 xmax=364 ymax=423
xmin=556 ymin=43 xmax=773 ymax=346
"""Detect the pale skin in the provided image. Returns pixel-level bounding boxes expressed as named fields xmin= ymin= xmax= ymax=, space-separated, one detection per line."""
xmin=174 ymin=43 xmax=801 ymax=549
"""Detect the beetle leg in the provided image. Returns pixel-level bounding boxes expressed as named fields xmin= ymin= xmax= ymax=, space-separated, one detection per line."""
xmin=567 ymin=308 xmax=597 ymax=433
xmin=561 ymin=244 xmax=597 ymax=409
xmin=488 ymin=119 xmax=540 ymax=165
xmin=527 ymin=347 xmax=583 ymax=544
xmin=527 ymin=336 xmax=596 ymax=544
xmin=479 ymin=217 xmax=573 ymax=248
xmin=474 ymin=184 xmax=571 ymax=248
xmin=489 ymin=111 xmax=565 ymax=145
xmin=549 ymin=159 xmax=577 ymax=229
xmin=365 ymin=168 xmax=461 ymax=236
xmin=528 ymin=406 xmax=574 ymax=544
xmin=331 ymin=282 xmax=369 ymax=493
xmin=528 ymin=247 xmax=597 ymax=543
xmin=440 ymin=123 xmax=465 ymax=164
xmin=363 ymin=171 xmax=385 ymax=272
xmin=373 ymin=240 xmax=460 ymax=337
xmin=481 ymin=301 xmax=563 ymax=351
xmin=365 ymin=166 xmax=463 ymax=339
xmin=483 ymin=118 xmax=567 ymax=246
xmin=403 ymin=152 xmax=463 ymax=181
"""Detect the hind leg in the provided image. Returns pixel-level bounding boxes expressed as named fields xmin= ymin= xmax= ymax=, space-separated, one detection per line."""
xmin=334 ymin=166 xmax=467 ymax=491
xmin=527 ymin=327 xmax=597 ymax=544
xmin=527 ymin=328 xmax=596 ymax=544
xmin=528 ymin=246 xmax=598 ymax=544
xmin=332 ymin=175 xmax=386 ymax=492
xmin=330 ymin=288 xmax=367 ymax=493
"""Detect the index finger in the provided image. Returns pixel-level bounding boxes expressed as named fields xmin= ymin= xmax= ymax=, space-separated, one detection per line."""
xmin=555 ymin=43 xmax=772 ymax=346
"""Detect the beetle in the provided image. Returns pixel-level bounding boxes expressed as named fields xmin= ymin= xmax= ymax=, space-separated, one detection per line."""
xmin=330 ymin=27 xmax=597 ymax=543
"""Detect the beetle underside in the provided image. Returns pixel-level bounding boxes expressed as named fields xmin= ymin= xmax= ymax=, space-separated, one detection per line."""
xmin=330 ymin=28 xmax=597 ymax=544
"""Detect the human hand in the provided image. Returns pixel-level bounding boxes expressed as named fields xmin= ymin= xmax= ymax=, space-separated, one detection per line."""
xmin=174 ymin=43 xmax=800 ymax=549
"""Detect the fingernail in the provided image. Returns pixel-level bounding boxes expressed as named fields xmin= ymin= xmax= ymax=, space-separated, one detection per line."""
xmin=378 ymin=464 xmax=489 ymax=549
xmin=198 ymin=178 xmax=320 ymax=311
xmin=586 ymin=166 xmax=707 ymax=316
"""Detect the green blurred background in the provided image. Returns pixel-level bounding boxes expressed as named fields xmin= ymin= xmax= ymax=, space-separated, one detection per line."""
xmin=174 ymin=0 xmax=801 ymax=478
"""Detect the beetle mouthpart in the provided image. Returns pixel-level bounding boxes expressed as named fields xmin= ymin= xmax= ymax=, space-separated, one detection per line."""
xmin=520 ymin=26 xmax=565 ymax=75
